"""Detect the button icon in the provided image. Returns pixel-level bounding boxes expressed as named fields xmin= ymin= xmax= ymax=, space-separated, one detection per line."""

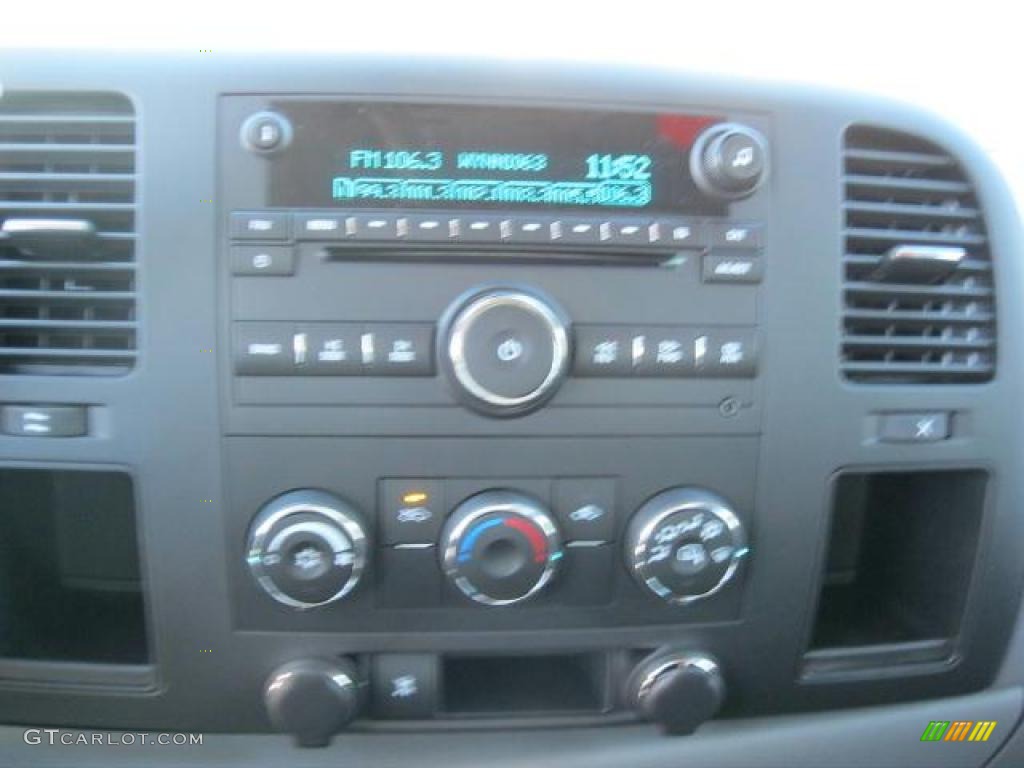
xmin=248 ymin=342 xmax=283 ymax=356
xmin=700 ymin=520 xmax=725 ymax=541
xmin=396 ymin=507 xmax=433 ymax=524
xmin=656 ymin=339 xmax=684 ymax=364
xmin=390 ymin=675 xmax=419 ymax=699
xmin=293 ymin=547 xmax=324 ymax=572
xmin=731 ymin=146 xmax=754 ymax=168
xmin=388 ymin=339 xmax=418 ymax=364
xmin=719 ymin=341 xmax=746 ymax=366
xmin=710 ymin=546 xmax=734 ymax=564
xmin=318 ymin=338 xmax=349 ymax=363
xmin=251 ymin=252 xmax=272 ymax=270
xmin=496 ymin=337 xmax=524 ymax=362
xmin=674 ymin=542 xmax=710 ymax=576
xmin=593 ymin=340 xmax=620 ymax=365
xmin=569 ymin=504 xmax=606 ymax=523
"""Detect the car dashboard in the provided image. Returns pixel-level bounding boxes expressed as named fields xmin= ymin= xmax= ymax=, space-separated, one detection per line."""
xmin=1 ymin=51 xmax=1023 ymax=767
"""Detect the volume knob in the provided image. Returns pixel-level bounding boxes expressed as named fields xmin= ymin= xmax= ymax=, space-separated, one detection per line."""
xmin=691 ymin=123 xmax=768 ymax=200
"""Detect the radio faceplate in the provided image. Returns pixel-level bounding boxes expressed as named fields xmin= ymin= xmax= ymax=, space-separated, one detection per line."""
xmin=219 ymin=96 xmax=770 ymax=437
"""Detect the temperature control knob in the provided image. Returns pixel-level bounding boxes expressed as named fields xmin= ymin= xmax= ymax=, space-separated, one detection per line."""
xmin=264 ymin=657 xmax=361 ymax=747
xmin=625 ymin=487 xmax=747 ymax=605
xmin=691 ymin=123 xmax=768 ymax=200
xmin=441 ymin=287 xmax=571 ymax=417
xmin=440 ymin=490 xmax=562 ymax=606
xmin=246 ymin=489 xmax=368 ymax=609
xmin=627 ymin=650 xmax=725 ymax=735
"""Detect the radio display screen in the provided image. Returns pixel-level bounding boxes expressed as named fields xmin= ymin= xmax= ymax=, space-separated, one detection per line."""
xmin=268 ymin=101 xmax=722 ymax=213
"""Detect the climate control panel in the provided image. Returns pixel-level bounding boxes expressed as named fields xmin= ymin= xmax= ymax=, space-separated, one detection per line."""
xmin=243 ymin=479 xmax=749 ymax=614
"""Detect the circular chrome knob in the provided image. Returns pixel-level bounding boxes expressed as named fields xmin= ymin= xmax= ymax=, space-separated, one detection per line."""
xmin=625 ymin=487 xmax=748 ymax=605
xmin=246 ymin=489 xmax=368 ymax=609
xmin=264 ymin=658 xmax=360 ymax=747
xmin=690 ymin=123 xmax=768 ymax=200
xmin=627 ymin=650 xmax=725 ymax=735
xmin=440 ymin=490 xmax=562 ymax=606
xmin=441 ymin=287 xmax=571 ymax=417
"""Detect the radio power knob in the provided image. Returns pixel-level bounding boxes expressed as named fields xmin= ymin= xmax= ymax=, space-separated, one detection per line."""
xmin=691 ymin=123 xmax=769 ymax=200
xmin=627 ymin=650 xmax=725 ymax=735
xmin=625 ymin=487 xmax=748 ymax=605
xmin=246 ymin=489 xmax=368 ymax=609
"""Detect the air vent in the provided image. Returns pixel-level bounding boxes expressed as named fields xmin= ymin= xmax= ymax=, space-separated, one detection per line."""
xmin=0 ymin=91 xmax=136 ymax=375
xmin=841 ymin=125 xmax=994 ymax=383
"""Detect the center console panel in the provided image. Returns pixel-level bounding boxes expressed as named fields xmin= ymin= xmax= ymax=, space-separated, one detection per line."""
xmin=1 ymin=54 xmax=1021 ymax=751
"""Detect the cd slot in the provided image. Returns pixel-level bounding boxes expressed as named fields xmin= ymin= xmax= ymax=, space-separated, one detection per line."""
xmin=319 ymin=245 xmax=677 ymax=268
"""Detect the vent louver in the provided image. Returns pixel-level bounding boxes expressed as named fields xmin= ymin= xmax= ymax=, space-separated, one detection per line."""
xmin=841 ymin=125 xmax=994 ymax=383
xmin=0 ymin=91 xmax=136 ymax=375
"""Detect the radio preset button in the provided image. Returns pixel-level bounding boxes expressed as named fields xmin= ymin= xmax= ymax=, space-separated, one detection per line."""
xmin=702 ymin=252 xmax=763 ymax=284
xmin=601 ymin=220 xmax=651 ymax=246
xmin=234 ymin=323 xmax=295 ymax=375
xmin=365 ymin=324 xmax=435 ymax=376
xmin=636 ymin=328 xmax=696 ymax=376
xmin=458 ymin=216 xmax=503 ymax=243
xmin=574 ymin=326 xmax=632 ymax=376
xmin=555 ymin=218 xmax=602 ymax=244
xmin=231 ymin=245 xmax=295 ymax=276
xmin=351 ymin=214 xmax=402 ymax=240
xmin=230 ymin=211 xmax=290 ymax=241
xmin=405 ymin=214 xmax=456 ymax=242
xmin=300 ymin=324 xmax=361 ymax=375
xmin=697 ymin=329 xmax=758 ymax=377
xmin=506 ymin=217 xmax=556 ymax=244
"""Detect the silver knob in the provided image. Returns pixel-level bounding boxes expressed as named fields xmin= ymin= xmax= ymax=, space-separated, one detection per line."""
xmin=442 ymin=288 xmax=571 ymax=417
xmin=440 ymin=490 xmax=563 ymax=606
xmin=625 ymin=487 xmax=748 ymax=605
xmin=246 ymin=489 xmax=368 ymax=609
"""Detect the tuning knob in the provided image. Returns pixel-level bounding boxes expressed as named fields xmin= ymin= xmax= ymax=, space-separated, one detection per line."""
xmin=625 ymin=487 xmax=748 ymax=605
xmin=691 ymin=123 xmax=768 ymax=200
xmin=246 ymin=489 xmax=368 ymax=609
xmin=264 ymin=658 xmax=361 ymax=747
xmin=440 ymin=287 xmax=571 ymax=417
xmin=627 ymin=650 xmax=725 ymax=735
xmin=440 ymin=490 xmax=563 ymax=606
